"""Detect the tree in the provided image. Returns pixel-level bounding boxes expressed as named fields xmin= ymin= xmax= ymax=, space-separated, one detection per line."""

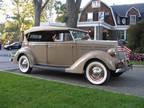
xmin=127 ymin=20 xmax=144 ymax=53
xmin=66 ymin=0 xmax=82 ymax=28
xmin=45 ymin=0 xmax=55 ymax=22
xmin=54 ymin=1 xmax=66 ymax=22
xmin=33 ymin=0 xmax=50 ymax=26
xmin=12 ymin=0 xmax=34 ymax=31
xmin=0 ymin=0 xmax=35 ymax=42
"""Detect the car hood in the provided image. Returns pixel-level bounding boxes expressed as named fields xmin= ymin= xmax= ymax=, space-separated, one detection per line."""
xmin=76 ymin=40 xmax=118 ymax=47
xmin=75 ymin=40 xmax=118 ymax=54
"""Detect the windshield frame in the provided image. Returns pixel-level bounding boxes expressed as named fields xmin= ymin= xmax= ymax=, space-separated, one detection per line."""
xmin=69 ymin=30 xmax=90 ymax=41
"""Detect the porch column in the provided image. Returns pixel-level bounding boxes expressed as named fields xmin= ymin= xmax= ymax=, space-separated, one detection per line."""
xmin=94 ymin=26 xmax=97 ymax=40
xmin=124 ymin=30 xmax=127 ymax=40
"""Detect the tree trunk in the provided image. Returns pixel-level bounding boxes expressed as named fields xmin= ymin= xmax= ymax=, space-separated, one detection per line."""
xmin=34 ymin=6 xmax=41 ymax=26
xmin=33 ymin=0 xmax=42 ymax=26
xmin=66 ymin=0 xmax=81 ymax=28
xmin=33 ymin=0 xmax=49 ymax=26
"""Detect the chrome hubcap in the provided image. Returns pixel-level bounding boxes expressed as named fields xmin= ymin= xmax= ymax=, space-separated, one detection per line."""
xmin=92 ymin=67 xmax=102 ymax=74
xmin=21 ymin=59 xmax=28 ymax=69
xmin=19 ymin=56 xmax=29 ymax=72
xmin=89 ymin=65 xmax=104 ymax=81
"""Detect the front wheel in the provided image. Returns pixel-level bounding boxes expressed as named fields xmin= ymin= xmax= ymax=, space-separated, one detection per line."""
xmin=18 ymin=55 xmax=32 ymax=74
xmin=85 ymin=61 xmax=110 ymax=85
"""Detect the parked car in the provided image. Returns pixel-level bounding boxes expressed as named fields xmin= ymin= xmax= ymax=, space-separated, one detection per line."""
xmin=12 ymin=26 xmax=131 ymax=85
xmin=4 ymin=42 xmax=21 ymax=50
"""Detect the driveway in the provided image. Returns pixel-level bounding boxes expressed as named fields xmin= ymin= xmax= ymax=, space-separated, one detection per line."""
xmin=0 ymin=49 xmax=144 ymax=97
xmin=0 ymin=49 xmax=18 ymax=70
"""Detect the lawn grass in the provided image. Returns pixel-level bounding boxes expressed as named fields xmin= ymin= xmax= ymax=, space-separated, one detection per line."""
xmin=0 ymin=71 xmax=144 ymax=108
xmin=130 ymin=60 xmax=144 ymax=65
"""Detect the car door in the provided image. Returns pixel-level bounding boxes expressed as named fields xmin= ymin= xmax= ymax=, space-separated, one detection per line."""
xmin=27 ymin=31 xmax=48 ymax=64
xmin=47 ymin=31 xmax=74 ymax=67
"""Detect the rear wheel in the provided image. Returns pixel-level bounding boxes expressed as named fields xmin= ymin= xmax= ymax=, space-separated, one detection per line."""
xmin=85 ymin=61 xmax=110 ymax=85
xmin=18 ymin=55 xmax=32 ymax=74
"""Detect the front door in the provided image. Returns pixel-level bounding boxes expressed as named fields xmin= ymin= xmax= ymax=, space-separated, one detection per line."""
xmin=47 ymin=31 xmax=74 ymax=67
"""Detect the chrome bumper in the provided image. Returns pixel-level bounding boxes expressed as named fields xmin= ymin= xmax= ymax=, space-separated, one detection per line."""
xmin=115 ymin=64 xmax=133 ymax=73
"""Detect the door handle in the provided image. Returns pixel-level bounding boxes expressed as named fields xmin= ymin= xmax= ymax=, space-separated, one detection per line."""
xmin=48 ymin=45 xmax=54 ymax=48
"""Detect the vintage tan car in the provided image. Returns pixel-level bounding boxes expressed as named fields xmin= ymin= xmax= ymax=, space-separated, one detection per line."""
xmin=12 ymin=26 xmax=131 ymax=85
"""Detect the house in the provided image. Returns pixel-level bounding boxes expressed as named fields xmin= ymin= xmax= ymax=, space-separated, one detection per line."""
xmin=78 ymin=0 xmax=144 ymax=40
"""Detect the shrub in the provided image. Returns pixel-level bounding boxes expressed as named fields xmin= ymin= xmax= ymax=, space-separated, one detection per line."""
xmin=127 ymin=20 xmax=144 ymax=53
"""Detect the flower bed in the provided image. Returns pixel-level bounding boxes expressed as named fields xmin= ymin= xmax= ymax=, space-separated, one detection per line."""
xmin=129 ymin=53 xmax=144 ymax=61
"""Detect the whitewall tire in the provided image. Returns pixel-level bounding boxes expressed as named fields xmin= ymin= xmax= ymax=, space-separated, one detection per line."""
xmin=85 ymin=61 xmax=110 ymax=85
xmin=18 ymin=55 xmax=32 ymax=74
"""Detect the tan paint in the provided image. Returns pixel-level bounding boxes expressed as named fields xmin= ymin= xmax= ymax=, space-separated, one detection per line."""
xmin=13 ymin=26 xmax=125 ymax=74
xmin=29 ymin=42 xmax=47 ymax=64
xmin=47 ymin=41 xmax=74 ymax=66
xmin=66 ymin=51 xmax=117 ymax=74
xmin=12 ymin=47 xmax=36 ymax=67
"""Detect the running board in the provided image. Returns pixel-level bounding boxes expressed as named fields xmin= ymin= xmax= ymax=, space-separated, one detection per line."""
xmin=33 ymin=64 xmax=66 ymax=72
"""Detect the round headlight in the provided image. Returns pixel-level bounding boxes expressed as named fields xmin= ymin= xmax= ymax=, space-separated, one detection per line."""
xmin=107 ymin=48 xmax=116 ymax=57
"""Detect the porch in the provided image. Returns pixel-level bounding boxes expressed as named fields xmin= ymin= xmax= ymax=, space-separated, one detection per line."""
xmin=78 ymin=21 xmax=129 ymax=41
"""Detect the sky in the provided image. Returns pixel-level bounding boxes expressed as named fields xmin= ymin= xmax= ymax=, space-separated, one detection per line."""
xmin=60 ymin=0 xmax=144 ymax=7
xmin=0 ymin=0 xmax=144 ymax=23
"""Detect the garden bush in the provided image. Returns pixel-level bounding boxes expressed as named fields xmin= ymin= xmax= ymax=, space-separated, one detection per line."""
xmin=127 ymin=20 xmax=144 ymax=53
xmin=129 ymin=53 xmax=144 ymax=61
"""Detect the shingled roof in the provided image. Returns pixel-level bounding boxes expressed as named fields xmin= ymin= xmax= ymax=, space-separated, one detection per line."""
xmin=111 ymin=3 xmax=144 ymax=17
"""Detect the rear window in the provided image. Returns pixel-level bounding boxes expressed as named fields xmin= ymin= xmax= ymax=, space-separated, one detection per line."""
xmin=27 ymin=31 xmax=54 ymax=42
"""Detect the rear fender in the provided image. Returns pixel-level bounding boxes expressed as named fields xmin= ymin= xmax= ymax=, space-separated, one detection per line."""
xmin=13 ymin=47 xmax=36 ymax=67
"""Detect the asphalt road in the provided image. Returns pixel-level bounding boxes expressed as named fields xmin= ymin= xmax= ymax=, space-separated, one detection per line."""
xmin=0 ymin=49 xmax=144 ymax=97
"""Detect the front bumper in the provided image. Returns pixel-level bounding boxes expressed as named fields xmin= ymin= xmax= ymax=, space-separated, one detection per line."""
xmin=115 ymin=60 xmax=133 ymax=73
xmin=115 ymin=64 xmax=133 ymax=73
xmin=116 ymin=64 xmax=132 ymax=73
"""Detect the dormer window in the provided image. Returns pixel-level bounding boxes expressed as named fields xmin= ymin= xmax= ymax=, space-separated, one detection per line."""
xmin=87 ymin=12 xmax=93 ymax=21
xmin=130 ymin=15 xmax=136 ymax=25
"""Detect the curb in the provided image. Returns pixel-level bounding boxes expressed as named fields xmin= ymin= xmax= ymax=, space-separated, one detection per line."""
xmin=133 ymin=65 xmax=144 ymax=68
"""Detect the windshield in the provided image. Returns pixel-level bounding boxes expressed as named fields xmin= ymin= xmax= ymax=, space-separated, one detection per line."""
xmin=70 ymin=30 xmax=91 ymax=40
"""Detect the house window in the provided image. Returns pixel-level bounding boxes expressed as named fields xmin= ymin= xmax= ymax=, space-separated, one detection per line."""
xmin=118 ymin=30 xmax=127 ymax=40
xmin=130 ymin=15 xmax=136 ymax=25
xmin=98 ymin=12 xmax=105 ymax=21
xmin=87 ymin=12 xmax=93 ymax=21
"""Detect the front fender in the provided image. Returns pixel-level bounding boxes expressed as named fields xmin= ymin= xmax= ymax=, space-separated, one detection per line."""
xmin=66 ymin=50 xmax=117 ymax=74
xmin=12 ymin=47 xmax=36 ymax=67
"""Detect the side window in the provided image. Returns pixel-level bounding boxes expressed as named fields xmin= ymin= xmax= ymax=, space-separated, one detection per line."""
xmin=26 ymin=30 xmax=73 ymax=42
xmin=52 ymin=31 xmax=73 ymax=42
xmin=64 ymin=32 xmax=73 ymax=41
xmin=53 ymin=33 xmax=63 ymax=42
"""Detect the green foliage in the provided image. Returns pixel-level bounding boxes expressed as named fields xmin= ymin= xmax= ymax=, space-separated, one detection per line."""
xmin=133 ymin=47 xmax=144 ymax=53
xmin=1 ymin=32 xmax=14 ymax=45
xmin=128 ymin=20 xmax=144 ymax=53
xmin=4 ymin=21 xmax=18 ymax=32
xmin=0 ymin=24 xmax=4 ymax=34
xmin=11 ymin=0 xmax=34 ymax=31
xmin=0 ymin=0 xmax=35 ymax=42
xmin=0 ymin=72 xmax=144 ymax=108
xmin=54 ymin=1 xmax=67 ymax=22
